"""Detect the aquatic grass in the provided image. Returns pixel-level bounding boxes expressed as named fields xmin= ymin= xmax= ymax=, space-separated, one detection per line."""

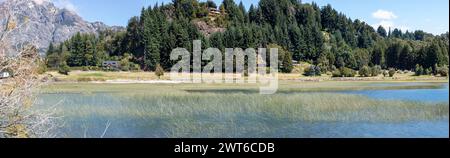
xmin=38 ymin=92 xmax=449 ymax=137
xmin=41 ymin=81 xmax=447 ymax=94
xmin=36 ymin=82 xmax=449 ymax=138
xmin=41 ymin=89 xmax=449 ymax=122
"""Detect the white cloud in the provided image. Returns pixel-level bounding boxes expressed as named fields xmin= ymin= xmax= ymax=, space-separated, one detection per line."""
xmin=371 ymin=9 xmax=410 ymax=31
xmin=0 ymin=0 xmax=79 ymax=14
xmin=372 ymin=9 xmax=398 ymax=20
xmin=1 ymin=0 xmax=78 ymax=13
xmin=53 ymin=0 xmax=78 ymax=13
xmin=20 ymin=0 xmax=78 ymax=13
xmin=32 ymin=0 xmax=49 ymax=5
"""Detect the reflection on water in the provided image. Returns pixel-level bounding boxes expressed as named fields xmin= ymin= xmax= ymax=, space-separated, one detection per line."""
xmin=56 ymin=114 xmax=449 ymax=138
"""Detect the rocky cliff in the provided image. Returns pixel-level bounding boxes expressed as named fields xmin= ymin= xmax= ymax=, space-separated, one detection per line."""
xmin=0 ymin=0 xmax=123 ymax=54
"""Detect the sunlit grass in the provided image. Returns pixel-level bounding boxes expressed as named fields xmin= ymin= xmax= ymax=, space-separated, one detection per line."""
xmin=53 ymin=92 xmax=448 ymax=122
xmin=38 ymin=82 xmax=449 ymax=138
xmin=41 ymin=81 xmax=446 ymax=94
xmin=45 ymin=70 xmax=449 ymax=83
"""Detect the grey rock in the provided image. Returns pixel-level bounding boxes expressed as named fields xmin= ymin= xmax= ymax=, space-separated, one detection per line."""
xmin=0 ymin=0 xmax=124 ymax=55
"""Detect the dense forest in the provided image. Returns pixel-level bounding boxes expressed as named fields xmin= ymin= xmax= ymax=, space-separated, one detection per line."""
xmin=45 ymin=0 xmax=449 ymax=76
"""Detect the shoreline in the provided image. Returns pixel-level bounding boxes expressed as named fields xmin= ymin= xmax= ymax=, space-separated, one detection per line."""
xmin=49 ymin=78 xmax=449 ymax=84
xmin=42 ymin=70 xmax=449 ymax=84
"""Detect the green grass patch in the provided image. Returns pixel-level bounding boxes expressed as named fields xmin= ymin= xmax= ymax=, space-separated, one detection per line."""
xmin=78 ymin=73 xmax=105 ymax=77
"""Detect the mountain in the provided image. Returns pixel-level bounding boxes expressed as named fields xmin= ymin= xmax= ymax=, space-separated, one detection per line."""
xmin=0 ymin=0 xmax=123 ymax=55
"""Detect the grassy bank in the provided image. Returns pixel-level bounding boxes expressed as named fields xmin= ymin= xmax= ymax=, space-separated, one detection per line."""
xmin=45 ymin=71 xmax=449 ymax=83
xmin=41 ymin=80 xmax=448 ymax=94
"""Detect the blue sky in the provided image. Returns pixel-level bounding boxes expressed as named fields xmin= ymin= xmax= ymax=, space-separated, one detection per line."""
xmin=43 ymin=0 xmax=448 ymax=35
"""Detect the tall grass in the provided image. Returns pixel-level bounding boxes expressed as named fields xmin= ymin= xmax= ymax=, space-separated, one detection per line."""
xmin=38 ymin=83 xmax=449 ymax=138
xmin=96 ymin=92 xmax=449 ymax=122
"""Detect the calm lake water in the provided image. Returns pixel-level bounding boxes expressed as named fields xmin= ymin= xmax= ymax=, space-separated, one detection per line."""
xmin=342 ymin=83 xmax=449 ymax=103
xmin=38 ymin=82 xmax=449 ymax=138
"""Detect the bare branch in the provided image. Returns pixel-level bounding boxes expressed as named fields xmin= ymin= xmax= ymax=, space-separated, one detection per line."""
xmin=100 ymin=121 xmax=112 ymax=138
xmin=0 ymin=2 xmax=57 ymax=138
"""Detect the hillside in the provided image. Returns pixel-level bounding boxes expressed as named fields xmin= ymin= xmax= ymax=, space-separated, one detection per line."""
xmin=38 ymin=0 xmax=449 ymax=75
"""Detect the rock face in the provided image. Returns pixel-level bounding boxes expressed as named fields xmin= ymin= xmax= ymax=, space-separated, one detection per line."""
xmin=0 ymin=0 xmax=123 ymax=54
xmin=193 ymin=20 xmax=225 ymax=37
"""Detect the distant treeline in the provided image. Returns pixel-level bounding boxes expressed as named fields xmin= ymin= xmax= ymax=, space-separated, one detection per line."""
xmin=46 ymin=0 xmax=449 ymax=74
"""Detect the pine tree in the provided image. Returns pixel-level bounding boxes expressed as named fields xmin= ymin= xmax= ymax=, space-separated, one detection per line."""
xmin=125 ymin=16 xmax=143 ymax=58
xmin=238 ymin=1 xmax=247 ymax=23
xmin=321 ymin=4 xmax=337 ymax=31
xmin=46 ymin=43 xmax=55 ymax=56
xmin=142 ymin=8 xmax=161 ymax=70
xmin=45 ymin=1 xmax=449 ymax=74
xmin=392 ymin=28 xmax=402 ymax=38
xmin=424 ymin=42 xmax=441 ymax=69
xmin=371 ymin=41 xmax=386 ymax=68
xmin=377 ymin=26 xmax=387 ymax=38
xmin=46 ymin=43 xmax=60 ymax=68
xmin=288 ymin=23 xmax=302 ymax=61
xmin=248 ymin=4 xmax=259 ymax=23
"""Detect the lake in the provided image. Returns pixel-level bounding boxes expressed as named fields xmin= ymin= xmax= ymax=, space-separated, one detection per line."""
xmin=342 ymin=83 xmax=449 ymax=102
xmin=38 ymin=82 xmax=449 ymax=138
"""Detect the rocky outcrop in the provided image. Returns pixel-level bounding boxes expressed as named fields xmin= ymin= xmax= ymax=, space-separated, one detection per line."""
xmin=0 ymin=0 xmax=123 ymax=54
xmin=193 ymin=20 xmax=225 ymax=37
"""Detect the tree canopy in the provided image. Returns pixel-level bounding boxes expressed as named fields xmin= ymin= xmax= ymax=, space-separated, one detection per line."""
xmin=46 ymin=0 xmax=449 ymax=73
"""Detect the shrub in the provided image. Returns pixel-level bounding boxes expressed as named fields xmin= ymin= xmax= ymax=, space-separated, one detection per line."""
xmin=341 ymin=67 xmax=356 ymax=77
xmin=119 ymin=53 xmax=135 ymax=71
xmin=331 ymin=65 xmax=337 ymax=72
xmin=425 ymin=67 xmax=433 ymax=75
xmin=332 ymin=70 xmax=342 ymax=77
xmin=382 ymin=70 xmax=389 ymax=77
xmin=131 ymin=64 xmax=141 ymax=71
xmin=155 ymin=64 xmax=164 ymax=79
xmin=121 ymin=65 xmax=130 ymax=71
xmin=303 ymin=66 xmax=313 ymax=76
xmin=314 ymin=66 xmax=321 ymax=76
xmin=359 ymin=66 xmax=371 ymax=77
xmin=58 ymin=62 xmax=70 ymax=75
xmin=304 ymin=65 xmax=321 ymax=76
xmin=388 ymin=68 xmax=396 ymax=77
xmin=437 ymin=66 xmax=448 ymax=77
xmin=90 ymin=66 xmax=101 ymax=71
xmin=281 ymin=52 xmax=293 ymax=73
xmin=371 ymin=65 xmax=382 ymax=77
xmin=332 ymin=67 xmax=356 ymax=77
xmin=82 ymin=66 xmax=89 ymax=71
xmin=415 ymin=64 xmax=424 ymax=76
xmin=37 ymin=61 xmax=47 ymax=74
xmin=120 ymin=58 xmax=130 ymax=71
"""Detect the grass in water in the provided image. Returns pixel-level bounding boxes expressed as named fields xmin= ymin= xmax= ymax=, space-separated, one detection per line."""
xmin=38 ymin=82 xmax=449 ymax=138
